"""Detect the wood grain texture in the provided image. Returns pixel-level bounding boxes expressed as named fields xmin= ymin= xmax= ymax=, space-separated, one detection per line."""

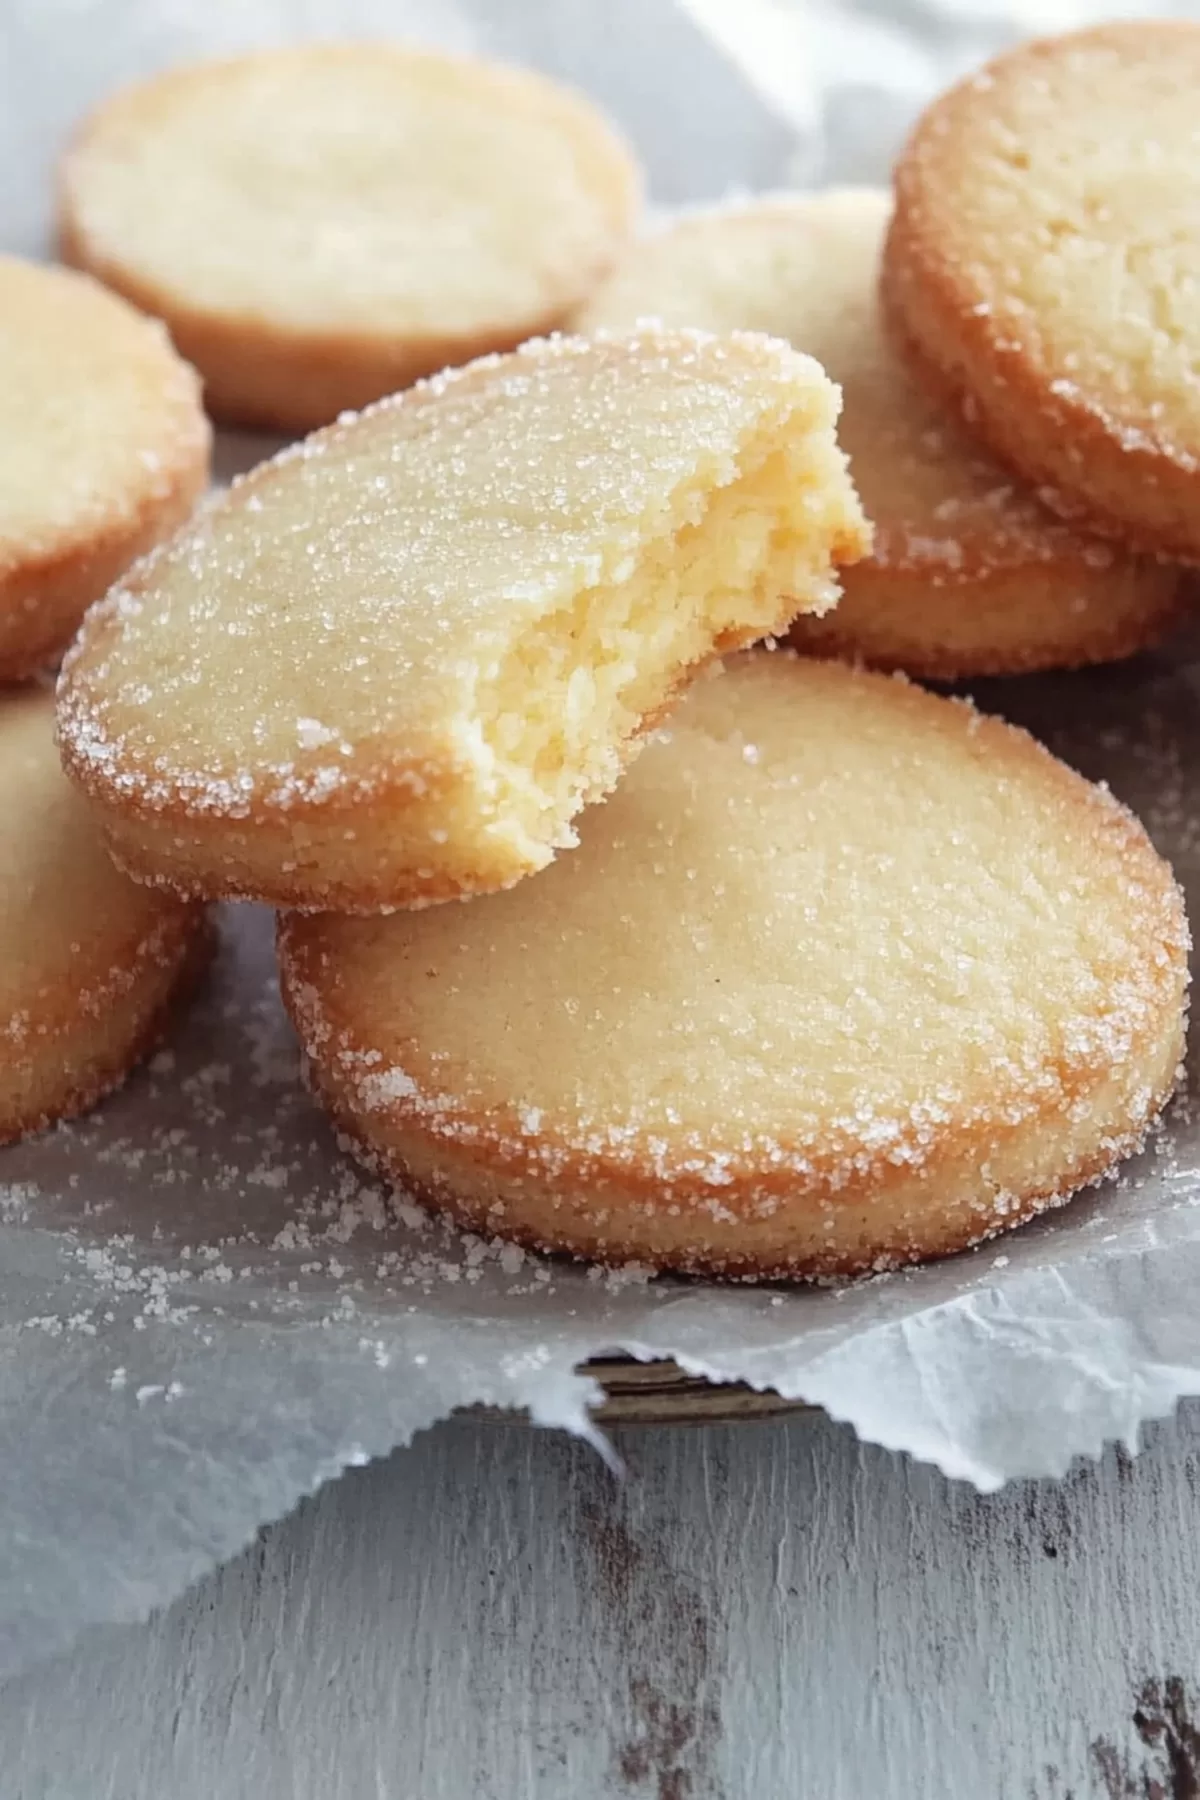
xmin=4 ymin=1406 xmax=1200 ymax=1798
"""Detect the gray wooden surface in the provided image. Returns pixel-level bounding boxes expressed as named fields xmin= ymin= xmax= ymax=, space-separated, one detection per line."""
xmin=3 ymin=1404 xmax=1199 ymax=1799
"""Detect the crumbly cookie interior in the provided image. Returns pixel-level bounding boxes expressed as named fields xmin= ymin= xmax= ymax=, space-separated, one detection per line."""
xmin=466 ymin=433 xmax=851 ymax=863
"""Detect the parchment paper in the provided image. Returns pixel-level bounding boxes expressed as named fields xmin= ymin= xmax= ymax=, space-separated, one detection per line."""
xmin=3 ymin=0 xmax=1200 ymax=1682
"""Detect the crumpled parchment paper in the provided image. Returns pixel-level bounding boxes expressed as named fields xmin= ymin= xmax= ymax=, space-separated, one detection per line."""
xmin=2 ymin=0 xmax=1199 ymax=1682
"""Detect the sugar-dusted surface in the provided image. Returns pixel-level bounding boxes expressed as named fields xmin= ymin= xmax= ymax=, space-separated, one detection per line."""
xmin=58 ymin=328 xmax=867 ymax=909
xmin=60 ymin=331 xmax=851 ymax=795
xmin=280 ymin=652 xmax=1188 ymax=1277
xmin=886 ymin=19 xmax=1200 ymax=560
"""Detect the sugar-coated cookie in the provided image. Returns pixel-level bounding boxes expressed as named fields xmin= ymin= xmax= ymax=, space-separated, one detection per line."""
xmin=58 ymin=330 xmax=868 ymax=914
xmin=59 ymin=43 xmax=643 ymax=432
xmin=278 ymin=654 xmax=1188 ymax=1280
xmin=0 ymin=257 xmax=208 ymax=682
xmin=580 ymin=191 xmax=1181 ymax=678
xmin=885 ymin=20 xmax=1200 ymax=563
xmin=0 ymin=690 xmax=209 ymax=1145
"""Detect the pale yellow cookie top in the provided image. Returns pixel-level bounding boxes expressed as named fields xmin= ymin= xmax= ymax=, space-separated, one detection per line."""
xmin=892 ymin=20 xmax=1200 ymax=462
xmin=283 ymin=653 xmax=1187 ymax=1175
xmin=0 ymin=690 xmax=192 ymax=1045
xmin=59 ymin=330 xmax=866 ymax=823
xmin=580 ymin=189 xmax=1112 ymax=577
xmin=0 ymin=256 xmax=207 ymax=578
xmin=61 ymin=42 xmax=641 ymax=340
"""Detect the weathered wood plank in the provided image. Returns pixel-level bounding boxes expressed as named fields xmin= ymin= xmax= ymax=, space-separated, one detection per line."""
xmin=4 ymin=1407 xmax=1200 ymax=1797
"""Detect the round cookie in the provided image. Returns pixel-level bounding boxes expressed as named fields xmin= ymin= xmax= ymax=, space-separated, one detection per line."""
xmin=579 ymin=191 xmax=1181 ymax=678
xmin=278 ymin=654 xmax=1189 ymax=1281
xmin=58 ymin=329 xmax=869 ymax=914
xmin=0 ymin=256 xmax=208 ymax=682
xmin=0 ymin=689 xmax=209 ymax=1145
xmin=885 ymin=20 xmax=1200 ymax=563
xmin=59 ymin=43 xmax=643 ymax=432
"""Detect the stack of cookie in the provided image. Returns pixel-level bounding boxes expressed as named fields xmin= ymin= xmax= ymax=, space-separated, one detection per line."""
xmin=580 ymin=171 xmax=1188 ymax=681
xmin=0 ymin=43 xmax=644 ymax=1152
xmin=4 ymin=27 xmax=1195 ymax=1283
xmin=0 ymin=257 xmax=213 ymax=1145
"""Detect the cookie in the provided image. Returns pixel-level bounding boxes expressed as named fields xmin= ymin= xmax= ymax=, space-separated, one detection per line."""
xmin=0 ymin=256 xmax=208 ymax=683
xmin=884 ymin=20 xmax=1200 ymax=563
xmin=58 ymin=329 xmax=868 ymax=913
xmin=59 ymin=43 xmax=643 ymax=432
xmin=0 ymin=689 xmax=209 ymax=1145
xmin=579 ymin=190 xmax=1181 ymax=678
xmin=278 ymin=653 xmax=1188 ymax=1281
